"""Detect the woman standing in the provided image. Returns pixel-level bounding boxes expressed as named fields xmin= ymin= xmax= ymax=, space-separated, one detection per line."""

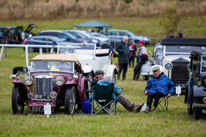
xmin=129 ymin=40 xmax=137 ymax=68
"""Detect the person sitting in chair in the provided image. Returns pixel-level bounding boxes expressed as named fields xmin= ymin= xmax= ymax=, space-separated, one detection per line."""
xmin=90 ymin=70 xmax=144 ymax=112
xmin=144 ymin=66 xmax=175 ymax=113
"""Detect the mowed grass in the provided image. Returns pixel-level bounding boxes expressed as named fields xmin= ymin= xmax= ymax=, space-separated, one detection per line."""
xmin=0 ymin=46 xmax=206 ymax=137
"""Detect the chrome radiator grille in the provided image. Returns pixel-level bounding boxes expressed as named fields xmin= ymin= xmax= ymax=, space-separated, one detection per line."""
xmin=34 ymin=75 xmax=53 ymax=96
xmin=171 ymin=62 xmax=189 ymax=81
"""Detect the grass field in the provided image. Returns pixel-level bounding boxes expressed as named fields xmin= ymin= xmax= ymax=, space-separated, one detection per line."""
xmin=0 ymin=46 xmax=206 ymax=137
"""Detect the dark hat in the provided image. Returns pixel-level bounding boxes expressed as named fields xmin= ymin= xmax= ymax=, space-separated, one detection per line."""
xmin=94 ymin=70 xmax=105 ymax=76
xmin=138 ymin=40 xmax=145 ymax=45
xmin=152 ymin=66 xmax=160 ymax=71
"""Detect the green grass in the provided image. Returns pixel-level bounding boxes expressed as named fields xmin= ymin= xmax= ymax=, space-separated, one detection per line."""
xmin=1 ymin=46 xmax=206 ymax=137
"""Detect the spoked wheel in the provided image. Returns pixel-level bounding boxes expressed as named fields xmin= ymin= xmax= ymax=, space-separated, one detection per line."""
xmin=64 ymin=86 xmax=76 ymax=115
xmin=86 ymin=73 xmax=93 ymax=90
xmin=12 ymin=85 xmax=25 ymax=115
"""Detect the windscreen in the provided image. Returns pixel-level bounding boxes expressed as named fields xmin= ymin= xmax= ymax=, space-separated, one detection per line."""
xmin=165 ymin=45 xmax=206 ymax=56
xmin=30 ymin=61 xmax=74 ymax=73
xmin=58 ymin=43 xmax=96 ymax=55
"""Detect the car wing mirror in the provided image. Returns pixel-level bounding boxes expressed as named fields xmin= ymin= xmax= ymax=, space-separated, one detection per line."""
xmin=66 ymin=38 xmax=70 ymax=41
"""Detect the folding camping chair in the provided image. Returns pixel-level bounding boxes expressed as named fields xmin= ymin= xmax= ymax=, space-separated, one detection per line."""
xmin=151 ymin=95 xmax=168 ymax=112
xmin=91 ymin=83 xmax=116 ymax=115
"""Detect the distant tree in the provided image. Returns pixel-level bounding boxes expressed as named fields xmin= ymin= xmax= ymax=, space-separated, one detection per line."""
xmin=159 ymin=6 xmax=181 ymax=37
xmin=45 ymin=0 xmax=49 ymax=3
xmin=124 ymin=0 xmax=133 ymax=4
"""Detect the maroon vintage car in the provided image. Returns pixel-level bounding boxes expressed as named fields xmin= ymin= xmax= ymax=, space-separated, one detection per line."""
xmin=11 ymin=54 xmax=88 ymax=115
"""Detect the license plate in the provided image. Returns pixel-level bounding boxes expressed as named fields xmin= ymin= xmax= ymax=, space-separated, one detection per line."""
xmin=29 ymin=106 xmax=54 ymax=112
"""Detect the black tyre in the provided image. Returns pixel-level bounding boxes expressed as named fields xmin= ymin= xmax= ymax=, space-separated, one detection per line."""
xmin=187 ymin=90 xmax=193 ymax=115
xmin=84 ymin=83 xmax=89 ymax=99
xmin=64 ymin=86 xmax=76 ymax=115
xmin=193 ymin=97 xmax=201 ymax=120
xmin=112 ymin=72 xmax=116 ymax=83
xmin=86 ymin=73 xmax=93 ymax=90
xmin=12 ymin=85 xmax=25 ymax=114
xmin=193 ymin=107 xmax=201 ymax=120
xmin=143 ymin=76 xmax=149 ymax=80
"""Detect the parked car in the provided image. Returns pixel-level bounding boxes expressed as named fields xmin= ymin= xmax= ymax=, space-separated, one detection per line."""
xmin=11 ymin=54 xmax=88 ymax=115
xmin=65 ymin=30 xmax=101 ymax=48
xmin=185 ymin=48 xmax=206 ymax=120
xmin=69 ymin=30 xmax=110 ymax=48
xmin=59 ymin=43 xmax=118 ymax=89
xmin=141 ymin=38 xmax=206 ymax=91
xmin=106 ymin=29 xmax=151 ymax=46
xmin=37 ymin=30 xmax=89 ymax=43
xmin=24 ymin=36 xmax=71 ymax=52
xmin=0 ymin=24 xmax=37 ymax=44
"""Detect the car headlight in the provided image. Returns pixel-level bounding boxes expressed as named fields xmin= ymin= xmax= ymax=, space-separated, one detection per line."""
xmin=143 ymin=37 xmax=149 ymax=41
xmin=92 ymin=39 xmax=98 ymax=43
xmin=24 ymin=76 xmax=33 ymax=85
xmin=165 ymin=63 xmax=173 ymax=71
xmin=55 ymin=76 xmax=64 ymax=86
xmin=50 ymin=91 xmax=57 ymax=99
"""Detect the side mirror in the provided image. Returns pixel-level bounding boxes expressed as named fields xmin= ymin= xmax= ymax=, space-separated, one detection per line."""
xmin=73 ymin=75 xmax=78 ymax=80
xmin=66 ymin=38 xmax=70 ymax=41
xmin=53 ymin=41 xmax=56 ymax=44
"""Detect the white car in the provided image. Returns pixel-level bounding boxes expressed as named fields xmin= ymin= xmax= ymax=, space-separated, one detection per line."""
xmin=59 ymin=43 xmax=118 ymax=89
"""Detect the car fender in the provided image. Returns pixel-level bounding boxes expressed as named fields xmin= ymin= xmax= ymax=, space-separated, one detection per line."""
xmin=82 ymin=65 xmax=94 ymax=74
xmin=104 ymin=64 xmax=118 ymax=75
xmin=141 ymin=61 xmax=153 ymax=76
xmin=12 ymin=80 xmax=29 ymax=98
xmin=193 ymin=85 xmax=206 ymax=97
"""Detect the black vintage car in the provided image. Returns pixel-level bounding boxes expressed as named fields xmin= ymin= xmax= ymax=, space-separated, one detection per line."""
xmin=185 ymin=39 xmax=206 ymax=120
xmin=0 ymin=24 xmax=37 ymax=44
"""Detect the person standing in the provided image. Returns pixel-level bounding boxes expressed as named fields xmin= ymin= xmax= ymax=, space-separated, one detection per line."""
xmin=133 ymin=40 xmax=148 ymax=81
xmin=8 ymin=30 xmax=13 ymax=44
xmin=116 ymin=36 xmax=130 ymax=81
xmin=129 ymin=40 xmax=137 ymax=68
xmin=4 ymin=27 xmax=10 ymax=44
xmin=177 ymin=30 xmax=183 ymax=38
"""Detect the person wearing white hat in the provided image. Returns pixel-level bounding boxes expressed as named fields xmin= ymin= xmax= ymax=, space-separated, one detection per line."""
xmin=144 ymin=66 xmax=175 ymax=113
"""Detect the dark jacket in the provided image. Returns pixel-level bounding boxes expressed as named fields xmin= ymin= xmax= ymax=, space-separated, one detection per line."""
xmin=116 ymin=41 xmax=130 ymax=64
xmin=144 ymin=73 xmax=175 ymax=96
xmin=129 ymin=45 xmax=137 ymax=58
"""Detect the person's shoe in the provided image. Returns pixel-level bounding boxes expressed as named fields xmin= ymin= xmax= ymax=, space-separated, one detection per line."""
xmin=152 ymin=107 xmax=157 ymax=113
xmin=133 ymin=104 xmax=142 ymax=112
xmin=144 ymin=106 xmax=150 ymax=113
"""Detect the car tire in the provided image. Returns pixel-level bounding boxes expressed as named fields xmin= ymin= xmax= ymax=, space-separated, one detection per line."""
xmin=86 ymin=73 xmax=93 ymax=90
xmin=84 ymin=83 xmax=89 ymax=99
xmin=64 ymin=86 xmax=76 ymax=115
xmin=12 ymin=85 xmax=25 ymax=115
xmin=193 ymin=97 xmax=201 ymax=120
xmin=187 ymin=88 xmax=193 ymax=115
xmin=134 ymin=40 xmax=139 ymax=47
xmin=143 ymin=76 xmax=149 ymax=80
xmin=112 ymin=72 xmax=116 ymax=83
